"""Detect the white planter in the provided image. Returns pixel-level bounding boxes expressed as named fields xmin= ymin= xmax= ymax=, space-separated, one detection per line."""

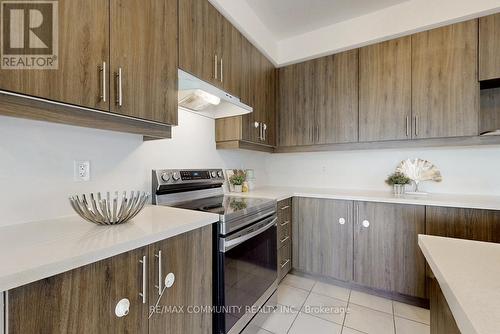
xmin=233 ymin=185 xmax=243 ymax=193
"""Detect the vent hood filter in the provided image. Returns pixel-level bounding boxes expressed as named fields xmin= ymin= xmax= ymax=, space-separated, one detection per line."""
xmin=178 ymin=69 xmax=252 ymax=119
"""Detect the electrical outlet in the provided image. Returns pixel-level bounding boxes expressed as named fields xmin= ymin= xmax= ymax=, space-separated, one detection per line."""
xmin=74 ymin=160 xmax=90 ymax=181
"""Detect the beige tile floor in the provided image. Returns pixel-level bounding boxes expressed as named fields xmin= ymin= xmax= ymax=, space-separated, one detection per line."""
xmin=242 ymin=274 xmax=430 ymax=334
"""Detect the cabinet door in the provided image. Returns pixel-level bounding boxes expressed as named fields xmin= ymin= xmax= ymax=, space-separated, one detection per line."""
xmin=293 ymin=198 xmax=353 ymax=281
xmin=148 ymin=226 xmax=212 ymax=334
xmin=479 ymin=13 xmax=500 ymax=81
xmin=412 ymin=20 xmax=479 ymax=139
xmin=110 ymin=0 xmax=178 ymax=125
xmin=221 ymin=17 xmax=242 ymax=97
xmin=359 ymin=37 xmax=412 ymax=142
xmin=8 ymin=247 xmax=148 ymax=333
xmin=354 ymin=202 xmax=426 ymax=298
xmin=314 ymin=50 xmax=358 ymax=144
xmin=241 ymin=39 xmax=267 ymax=144
xmin=262 ymin=55 xmax=276 ymax=146
xmin=0 ymin=0 xmax=109 ymax=111
xmin=179 ymin=0 xmax=219 ymax=86
xmin=426 ymin=206 xmax=500 ymax=242
xmin=278 ymin=61 xmax=315 ymax=146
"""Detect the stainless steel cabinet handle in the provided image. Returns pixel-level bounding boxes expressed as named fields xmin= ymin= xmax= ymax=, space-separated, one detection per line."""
xmin=362 ymin=220 xmax=370 ymax=228
xmin=259 ymin=122 xmax=263 ymax=141
xmin=100 ymin=62 xmax=106 ymax=102
xmin=406 ymin=116 xmax=409 ymax=137
xmin=214 ymin=54 xmax=218 ymax=80
xmin=280 ymin=259 xmax=290 ymax=269
xmin=280 ymin=236 xmax=290 ymax=243
xmin=220 ymin=57 xmax=223 ymax=83
xmin=338 ymin=217 xmax=346 ymax=225
xmin=139 ymin=255 xmax=146 ymax=304
xmin=254 ymin=121 xmax=261 ymax=140
xmin=281 ymin=205 xmax=290 ymax=211
xmin=155 ymin=251 xmax=162 ymax=296
xmin=116 ymin=68 xmax=123 ymax=107
xmin=414 ymin=115 xmax=418 ymax=137
xmin=263 ymin=123 xmax=267 ymax=141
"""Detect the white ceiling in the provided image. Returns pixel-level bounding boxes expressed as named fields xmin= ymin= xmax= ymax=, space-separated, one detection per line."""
xmin=244 ymin=0 xmax=410 ymax=39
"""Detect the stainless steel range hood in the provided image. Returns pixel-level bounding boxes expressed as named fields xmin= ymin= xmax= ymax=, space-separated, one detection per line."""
xmin=178 ymin=69 xmax=252 ymax=119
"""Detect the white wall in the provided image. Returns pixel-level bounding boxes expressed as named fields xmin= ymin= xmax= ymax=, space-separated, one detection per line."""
xmin=0 ymin=110 xmax=269 ymax=227
xmin=277 ymin=0 xmax=500 ymax=65
xmin=265 ymin=146 xmax=500 ymax=196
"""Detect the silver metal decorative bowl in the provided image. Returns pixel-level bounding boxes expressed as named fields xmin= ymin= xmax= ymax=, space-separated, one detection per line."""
xmin=69 ymin=191 xmax=149 ymax=225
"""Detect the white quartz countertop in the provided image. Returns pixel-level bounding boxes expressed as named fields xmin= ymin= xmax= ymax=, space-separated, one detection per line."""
xmin=418 ymin=235 xmax=500 ymax=334
xmin=234 ymin=186 xmax=500 ymax=210
xmin=0 ymin=205 xmax=219 ymax=292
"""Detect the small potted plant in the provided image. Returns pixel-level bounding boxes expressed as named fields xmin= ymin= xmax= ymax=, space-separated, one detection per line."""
xmin=229 ymin=170 xmax=246 ymax=193
xmin=385 ymin=172 xmax=411 ymax=196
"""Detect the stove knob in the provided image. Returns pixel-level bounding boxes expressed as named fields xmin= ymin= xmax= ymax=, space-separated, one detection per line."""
xmin=161 ymin=173 xmax=170 ymax=182
xmin=172 ymin=172 xmax=180 ymax=181
xmin=217 ymin=171 xmax=223 ymax=178
xmin=211 ymin=171 xmax=217 ymax=178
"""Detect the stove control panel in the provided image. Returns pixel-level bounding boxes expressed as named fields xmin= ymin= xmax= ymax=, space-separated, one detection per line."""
xmin=179 ymin=170 xmax=210 ymax=181
xmin=154 ymin=169 xmax=225 ymax=185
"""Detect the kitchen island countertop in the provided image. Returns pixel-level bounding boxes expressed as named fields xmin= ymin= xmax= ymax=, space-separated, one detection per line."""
xmin=0 ymin=205 xmax=219 ymax=292
xmin=419 ymin=235 xmax=500 ymax=334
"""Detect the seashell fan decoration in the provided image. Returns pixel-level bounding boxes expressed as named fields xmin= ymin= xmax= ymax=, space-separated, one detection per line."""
xmin=395 ymin=158 xmax=442 ymax=194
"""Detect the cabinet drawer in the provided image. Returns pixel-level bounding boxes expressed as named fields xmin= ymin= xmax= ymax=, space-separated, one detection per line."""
xmin=278 ymin=198 xmax=292 ymax=222
xmin=278 ymin=240 xmax=292 ymax=281
xmin=278 ymin=219 xmax=291 ymax=248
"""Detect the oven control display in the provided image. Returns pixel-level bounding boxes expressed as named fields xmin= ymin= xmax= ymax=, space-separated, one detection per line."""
xmin=180 ymin=171 xmax=211 ymax=180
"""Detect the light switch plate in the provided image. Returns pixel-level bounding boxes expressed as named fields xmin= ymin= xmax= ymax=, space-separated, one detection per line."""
xmin=74 ymin=160 xmax=90 ymax=181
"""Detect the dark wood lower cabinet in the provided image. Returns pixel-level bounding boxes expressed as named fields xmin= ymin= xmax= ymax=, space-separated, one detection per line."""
xmin=7 ymin=227 xmax=212 ymax=334
xmin=293 ymin=198 xmax=353 ymax=282
xmin=354 ymin=202 xmax=426 ymax=298
xmin=429 ymin=278 xmax=461 ymax=334
xmin=277 ymin=198 xmax=292 ymax=281
xmin=8 ymin=246 xmax=149 ymax=334
xmin=426 ymin=206 xmax=500 ymax=242
xmin=148 ymin=226 xmax=212 ymax=334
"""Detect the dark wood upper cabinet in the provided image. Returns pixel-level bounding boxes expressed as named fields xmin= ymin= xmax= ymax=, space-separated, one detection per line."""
xmin=354 ymin=202 xmax=426 ymax=298
xmin=179 ymin=0 xmax=219 ymax=86
xmin=0 ymin=0 xmax=109 ymax=111
xmin=215 ymin=36 xmax=276 ymax=149
xmin=278 ymin=50 xmax=358 ymax=147
xmin=111 ymin=0 xmax=178 ymax=125
xmin=412 ymin=20 xmax=479 ymax=139
xmin=221 ymin=16 xmax=242 ymax=97
xmin=278 ymin=61 xmax=316 ymax=146
xmin=263 ymin=56 xmax=277 ymax=146
xmin=293 ymin=198 xmax=353 ymax=282
xmin=315 ymin=50 xmax=358 ymax=144
xmin=8 ymin=246 xmax=149 ymax=334
xmin=359 ymin=37 xmax=412 ymax=142
xmin=479 ymin=13 xmax=500 ymax=81
xmin=148 ymin=226 xmax=212 ymax=334
xmin=426 ymin=206 xmax=500 ymax=243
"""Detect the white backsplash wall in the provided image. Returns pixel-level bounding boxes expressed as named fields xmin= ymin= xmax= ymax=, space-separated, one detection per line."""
xmin=0 ymin=109 xmax=268 ymax=227
xmin=264 ymin=146 xmax=500 ymax=196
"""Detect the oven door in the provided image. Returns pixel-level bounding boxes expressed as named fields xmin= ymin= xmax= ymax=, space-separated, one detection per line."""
xmin=216 ymin=214 xmax=278 ymax=334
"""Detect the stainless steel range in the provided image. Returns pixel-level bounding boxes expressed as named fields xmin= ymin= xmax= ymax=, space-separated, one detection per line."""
xmin=152 ymin=169 xmax=278 ymax=334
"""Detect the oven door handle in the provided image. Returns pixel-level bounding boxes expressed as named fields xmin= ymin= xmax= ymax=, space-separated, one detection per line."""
xmin=221 ymin=217 xmax=277 ymax=253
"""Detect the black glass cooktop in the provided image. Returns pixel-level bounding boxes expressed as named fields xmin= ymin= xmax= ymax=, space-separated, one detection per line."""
xmin=173 ymin=195 xmax=275 ymax=217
